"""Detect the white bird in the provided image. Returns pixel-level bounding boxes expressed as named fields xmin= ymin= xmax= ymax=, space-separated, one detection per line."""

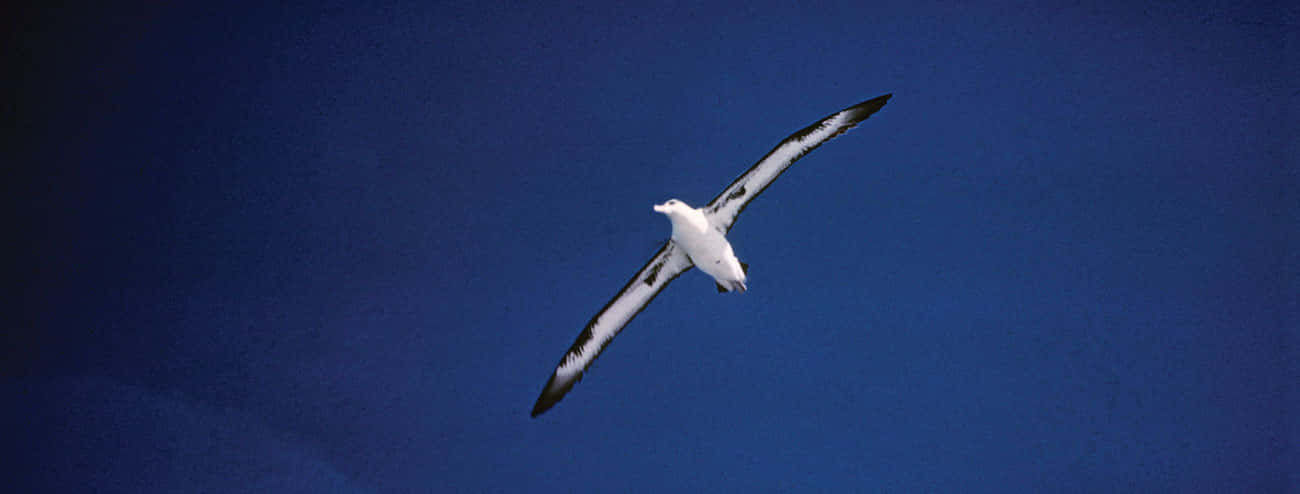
xmin=531 ymin=94 xmax=892 ymax=417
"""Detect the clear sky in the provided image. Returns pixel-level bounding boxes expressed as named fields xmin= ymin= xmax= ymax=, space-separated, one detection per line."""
xmin=7 ymin=1 xmax=1296 ymax=492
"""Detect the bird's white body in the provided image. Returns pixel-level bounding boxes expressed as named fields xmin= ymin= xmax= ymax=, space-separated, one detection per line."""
xmin=653 ymin=200 xmax=747 ymax=292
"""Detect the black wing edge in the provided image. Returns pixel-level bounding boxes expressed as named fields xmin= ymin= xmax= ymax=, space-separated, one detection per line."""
xmin=530 ymin=242 xmax=692 ymax=417
xmin=705 ymin=93 xmax=892 ymax=228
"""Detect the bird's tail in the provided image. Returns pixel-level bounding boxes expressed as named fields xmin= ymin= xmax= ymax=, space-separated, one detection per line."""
xmin=715 ymin=280 xmax=747 ymax=293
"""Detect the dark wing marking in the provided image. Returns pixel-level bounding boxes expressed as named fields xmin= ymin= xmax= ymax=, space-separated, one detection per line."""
xmin=530 ymin=241 xmax=693 ymax=417
xmin=704 ymin=94 xmax=891 ymax=232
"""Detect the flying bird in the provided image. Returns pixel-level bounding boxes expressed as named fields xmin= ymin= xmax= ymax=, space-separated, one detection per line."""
xmin=531 ymin=94 xmax=892 ymax=417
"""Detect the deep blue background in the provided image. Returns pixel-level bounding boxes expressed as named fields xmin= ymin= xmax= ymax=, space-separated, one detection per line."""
xmin=7 ymin=1 xmax=1296 ymax=492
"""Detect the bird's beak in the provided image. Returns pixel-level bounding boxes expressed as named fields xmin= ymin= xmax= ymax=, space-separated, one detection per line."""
xmin=653 ymin=203 xmax=668 ymax=214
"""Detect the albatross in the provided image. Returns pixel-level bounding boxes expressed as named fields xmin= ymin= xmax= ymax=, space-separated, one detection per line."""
xmin=531 ymin=94 xmax=892 ymax=417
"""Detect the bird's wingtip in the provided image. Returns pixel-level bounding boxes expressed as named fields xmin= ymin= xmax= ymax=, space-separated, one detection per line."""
xmin=530 ymin=395 xmax=556 ymax=418
xmin=530 ymin=371 xmax=580 ymax=418
xmin=531 ymin=390 xmax=558 ymax=418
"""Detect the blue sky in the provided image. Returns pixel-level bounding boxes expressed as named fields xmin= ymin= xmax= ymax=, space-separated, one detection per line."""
xmin=8 ymin=1 xmax=1296 ymax=492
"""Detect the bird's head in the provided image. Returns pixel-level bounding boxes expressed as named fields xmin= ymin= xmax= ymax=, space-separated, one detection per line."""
xmin=652 ymin=198 xmax=691 ymax=216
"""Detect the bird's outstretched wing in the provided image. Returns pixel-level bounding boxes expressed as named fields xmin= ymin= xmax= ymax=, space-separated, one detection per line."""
xmin=531 ymin=241 xmax=694 ymax=417
xmin=704 ymin=94 xmax=892 ymax=232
